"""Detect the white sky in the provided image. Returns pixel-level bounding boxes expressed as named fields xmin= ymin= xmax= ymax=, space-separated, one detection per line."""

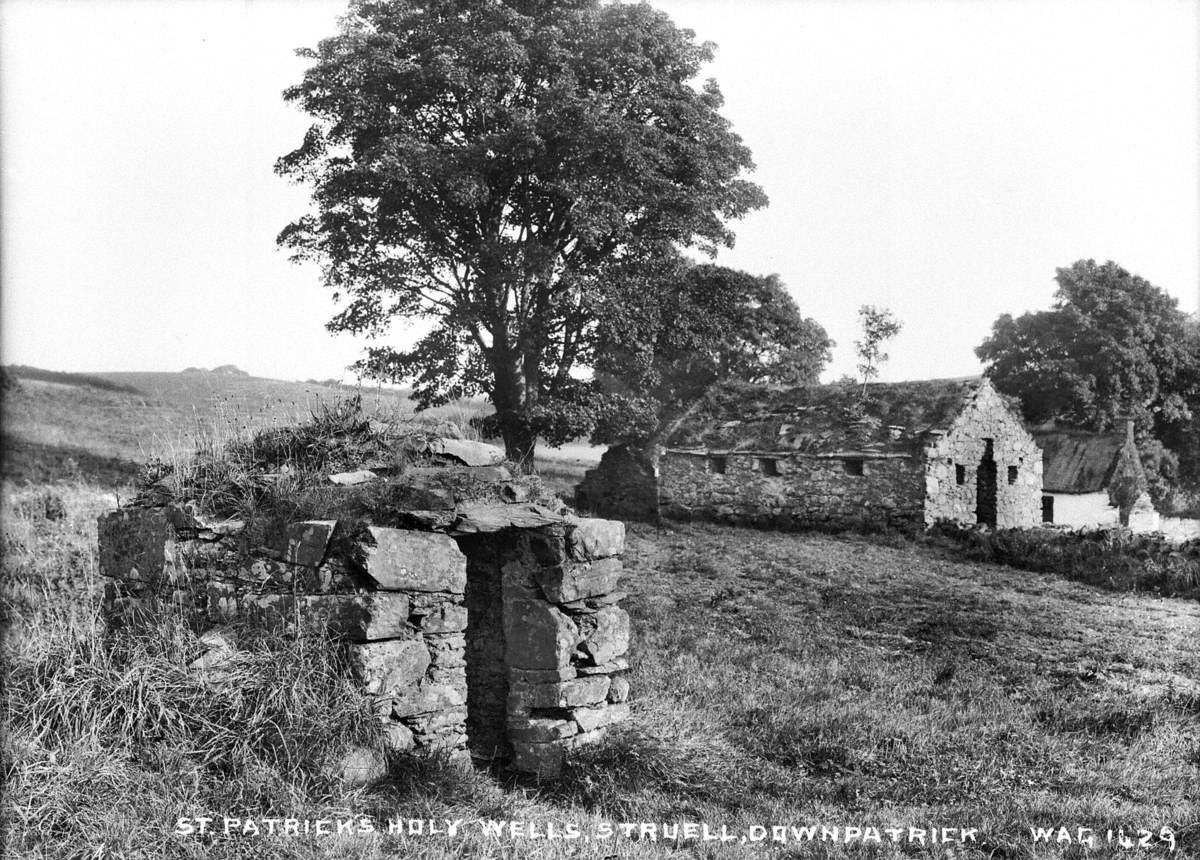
xmin=2 ymin=0 xmax=1197 ymax=383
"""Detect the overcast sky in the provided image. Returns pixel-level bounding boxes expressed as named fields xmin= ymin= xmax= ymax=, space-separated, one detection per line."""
xmin=2 ymin=0 xmax=1196 ymax=384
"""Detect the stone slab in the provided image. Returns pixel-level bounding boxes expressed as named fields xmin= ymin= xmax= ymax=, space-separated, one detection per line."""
xmin=363 ymin=528 xmax=467 ymax=593
xmin=242 ymin=592 xmax=412 ymax=641
xmin=509 ymin=717 xmax=579 ymax=742
xmin=283 ymin=520 xmax=336 ymax=567
xmin=580 ymin=606 xmax=630 ymax=665
xmin=503 ymin=600 xmax=578 ymax=670
xmin=508 ymin=676 xmax=610 ymax=711
xmin=429 ymin=438 xmax=506 ymax=466
xmin=565 ymin=517 xmax=625 ymax=561
xmin=533 ymin=558 xmax=621 ymax=604
xmin=352 ymin=639 xmax=431 ymax=695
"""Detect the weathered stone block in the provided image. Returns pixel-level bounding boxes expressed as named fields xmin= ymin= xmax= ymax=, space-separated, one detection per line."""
xmin=408 ymin=706 xmax=469 ymax=732
xmin=565 ymin=517 xmax=625 ymax=561
xmin=572 ymin=702 xmax=630 ymax=733
xmin=607 ymin=676 xmax=631 ymax=703
xmin=419 ymin=603 xmax=468 ymax=633
xmin=503 ymin=600 xmax=578 ymax=669
xmin=283 ymin=520 xmax=336 ymax=567
xmin=383 ymin=721 xmax=415 ymax=752
xmin=453 ymin=502 xmax=563 ymax=534
xmin=387 ymin=471 xmax=459 ymax=511
xmin=510 ymin=666 xmax=576 ymax=684
xmin=98 ymin=507 xmax=180 ymax=585
xmin=511 ymin=740 xmax=565 ymax=777
xmin=576 ymin=657 xmax=629 ymax=676
xmin=352 ymin=639 xmax=431 ymax=695
xmin=429 ymin=438 xmax=506 ymax=467
xmin=579 ymin=607 xmax=630 ymax=665
xmin=426 ymin=634 xmax=467 ymax=668
xmin=244 ymin=592 xmax=412 ymax=641
xmin=392 ymin=683 xmax=466 ymax=718
xmin=363 ymin=528 xmax=467 ymax=593
xmin=533 ymin=558 xmax=621 ymax=604
xmin=508 ymin=676 xmax=610 ymax=711
xmin=509 ymin=717 xmax=578 ymax=742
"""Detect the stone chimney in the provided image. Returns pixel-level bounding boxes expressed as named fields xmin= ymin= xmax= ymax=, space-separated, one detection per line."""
xmin=1117 ymin=415 xmax=1135 ymax=445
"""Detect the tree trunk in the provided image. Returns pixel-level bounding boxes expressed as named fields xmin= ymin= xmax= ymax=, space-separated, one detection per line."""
xmin=491 ymin=349 xmax=539 ymax=473
xmin=501 ymin=420 xmax=538 ymax=472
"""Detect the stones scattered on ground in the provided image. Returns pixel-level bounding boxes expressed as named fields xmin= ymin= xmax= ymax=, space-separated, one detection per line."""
xmin=328 ymin=469 xmax=378 ymax=486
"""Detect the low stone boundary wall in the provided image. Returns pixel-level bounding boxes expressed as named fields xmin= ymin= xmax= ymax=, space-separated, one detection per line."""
xmin=98 ymin=489 xmax=629 ymax=778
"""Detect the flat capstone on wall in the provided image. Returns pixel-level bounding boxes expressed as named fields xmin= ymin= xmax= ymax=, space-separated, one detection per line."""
xmin=97 ymin=452 xmax=631 ymax=779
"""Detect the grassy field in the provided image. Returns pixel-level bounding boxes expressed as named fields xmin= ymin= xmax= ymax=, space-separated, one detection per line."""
xmin=2 ymin=369 xmax=1198 ymax=858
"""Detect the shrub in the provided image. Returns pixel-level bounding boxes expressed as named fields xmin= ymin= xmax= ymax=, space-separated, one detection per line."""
xmin=929 ymin=521 xmax=1200 ymax=599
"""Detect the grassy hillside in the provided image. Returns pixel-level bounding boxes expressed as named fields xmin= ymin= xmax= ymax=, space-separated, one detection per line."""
xmin=1 ymin=367 xmax=597 ymax=492
xmin=1 ymin=369 xmax=486 ymax=485
xmin=3 ymin=485 xmax=1196 ymax=858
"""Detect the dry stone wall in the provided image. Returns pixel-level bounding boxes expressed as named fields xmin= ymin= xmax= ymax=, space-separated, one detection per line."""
xmin=574 ymin=444 xmax=659 ymax=523
xmin=98 ymin=462 xmax=630 ymax=779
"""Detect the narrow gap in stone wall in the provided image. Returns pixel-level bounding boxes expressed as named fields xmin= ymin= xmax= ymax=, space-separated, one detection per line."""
xmin=458 ymin=534 xmax=510 ymax=763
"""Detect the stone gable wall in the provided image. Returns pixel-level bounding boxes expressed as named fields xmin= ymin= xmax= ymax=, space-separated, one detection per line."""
xmin=923 ymin=382 xmax=1043 ymax=529
xmin=98 ymin=485 xmax=629 ymax=779
xmin=658 ymin=451 xmax=925 ymax=531
xmin=574 ymin=444 xmax=659 ymax=523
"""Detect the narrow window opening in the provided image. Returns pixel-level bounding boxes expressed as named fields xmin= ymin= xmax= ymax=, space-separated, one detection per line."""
xmin=708 ymin=456 xmax=727 ymax=475
xmin=1007 ymin=465 xmax=1019 ymax=485
xmin=955 ymin=464 xmax=966 ymax=485
xmin=1042 ymin=495 xmax=1055 ymax=523
xmin=758 ymin=458 xmax=779 ymax=477
xmin=842 ymin=458 xmax=864 ymax=477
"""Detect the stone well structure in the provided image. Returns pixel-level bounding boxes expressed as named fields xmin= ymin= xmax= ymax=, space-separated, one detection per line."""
xmin=98 ymin=450 xmax=630 ymax=778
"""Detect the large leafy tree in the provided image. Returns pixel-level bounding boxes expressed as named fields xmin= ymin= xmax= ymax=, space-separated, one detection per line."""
xmin=276 ymin=0 xmax=766 ymax=466
xmin=591 ymin=260 xmax=833 ymax=448
xmin=977 ymin=259 xmax=1200 ymax=496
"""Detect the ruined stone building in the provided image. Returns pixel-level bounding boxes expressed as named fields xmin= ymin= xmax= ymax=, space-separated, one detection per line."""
xmin=581 ymin=377 xmax=1043 ymax=531
xmin=1031 ymin=420 xmax=1158 ymax=531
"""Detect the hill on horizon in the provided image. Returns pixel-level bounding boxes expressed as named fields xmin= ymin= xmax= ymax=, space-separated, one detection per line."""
xmin=1 ymin=365 xmax=489 ymax=487
xmin=181 ymin=364 xmax=250 ymax=377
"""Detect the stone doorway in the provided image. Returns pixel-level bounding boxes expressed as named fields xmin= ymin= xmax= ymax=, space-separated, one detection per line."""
xmin=976 ymin=438 xmax=997 ymax=527
xmin=458 ymin=533 xmax=511 ymax=763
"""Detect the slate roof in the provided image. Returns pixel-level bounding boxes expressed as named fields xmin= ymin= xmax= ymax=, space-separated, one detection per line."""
xmin=664 ymin=377 xmax=987 ymax=457
xmin=1031 ymin=427 xmax=1129 ymax=494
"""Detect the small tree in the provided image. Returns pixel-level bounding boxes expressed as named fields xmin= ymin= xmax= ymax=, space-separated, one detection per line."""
xmin=854 ymin=305 xmax=902 ymax=396
xmin=276 ymin=0 xmax=766 ymax=468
